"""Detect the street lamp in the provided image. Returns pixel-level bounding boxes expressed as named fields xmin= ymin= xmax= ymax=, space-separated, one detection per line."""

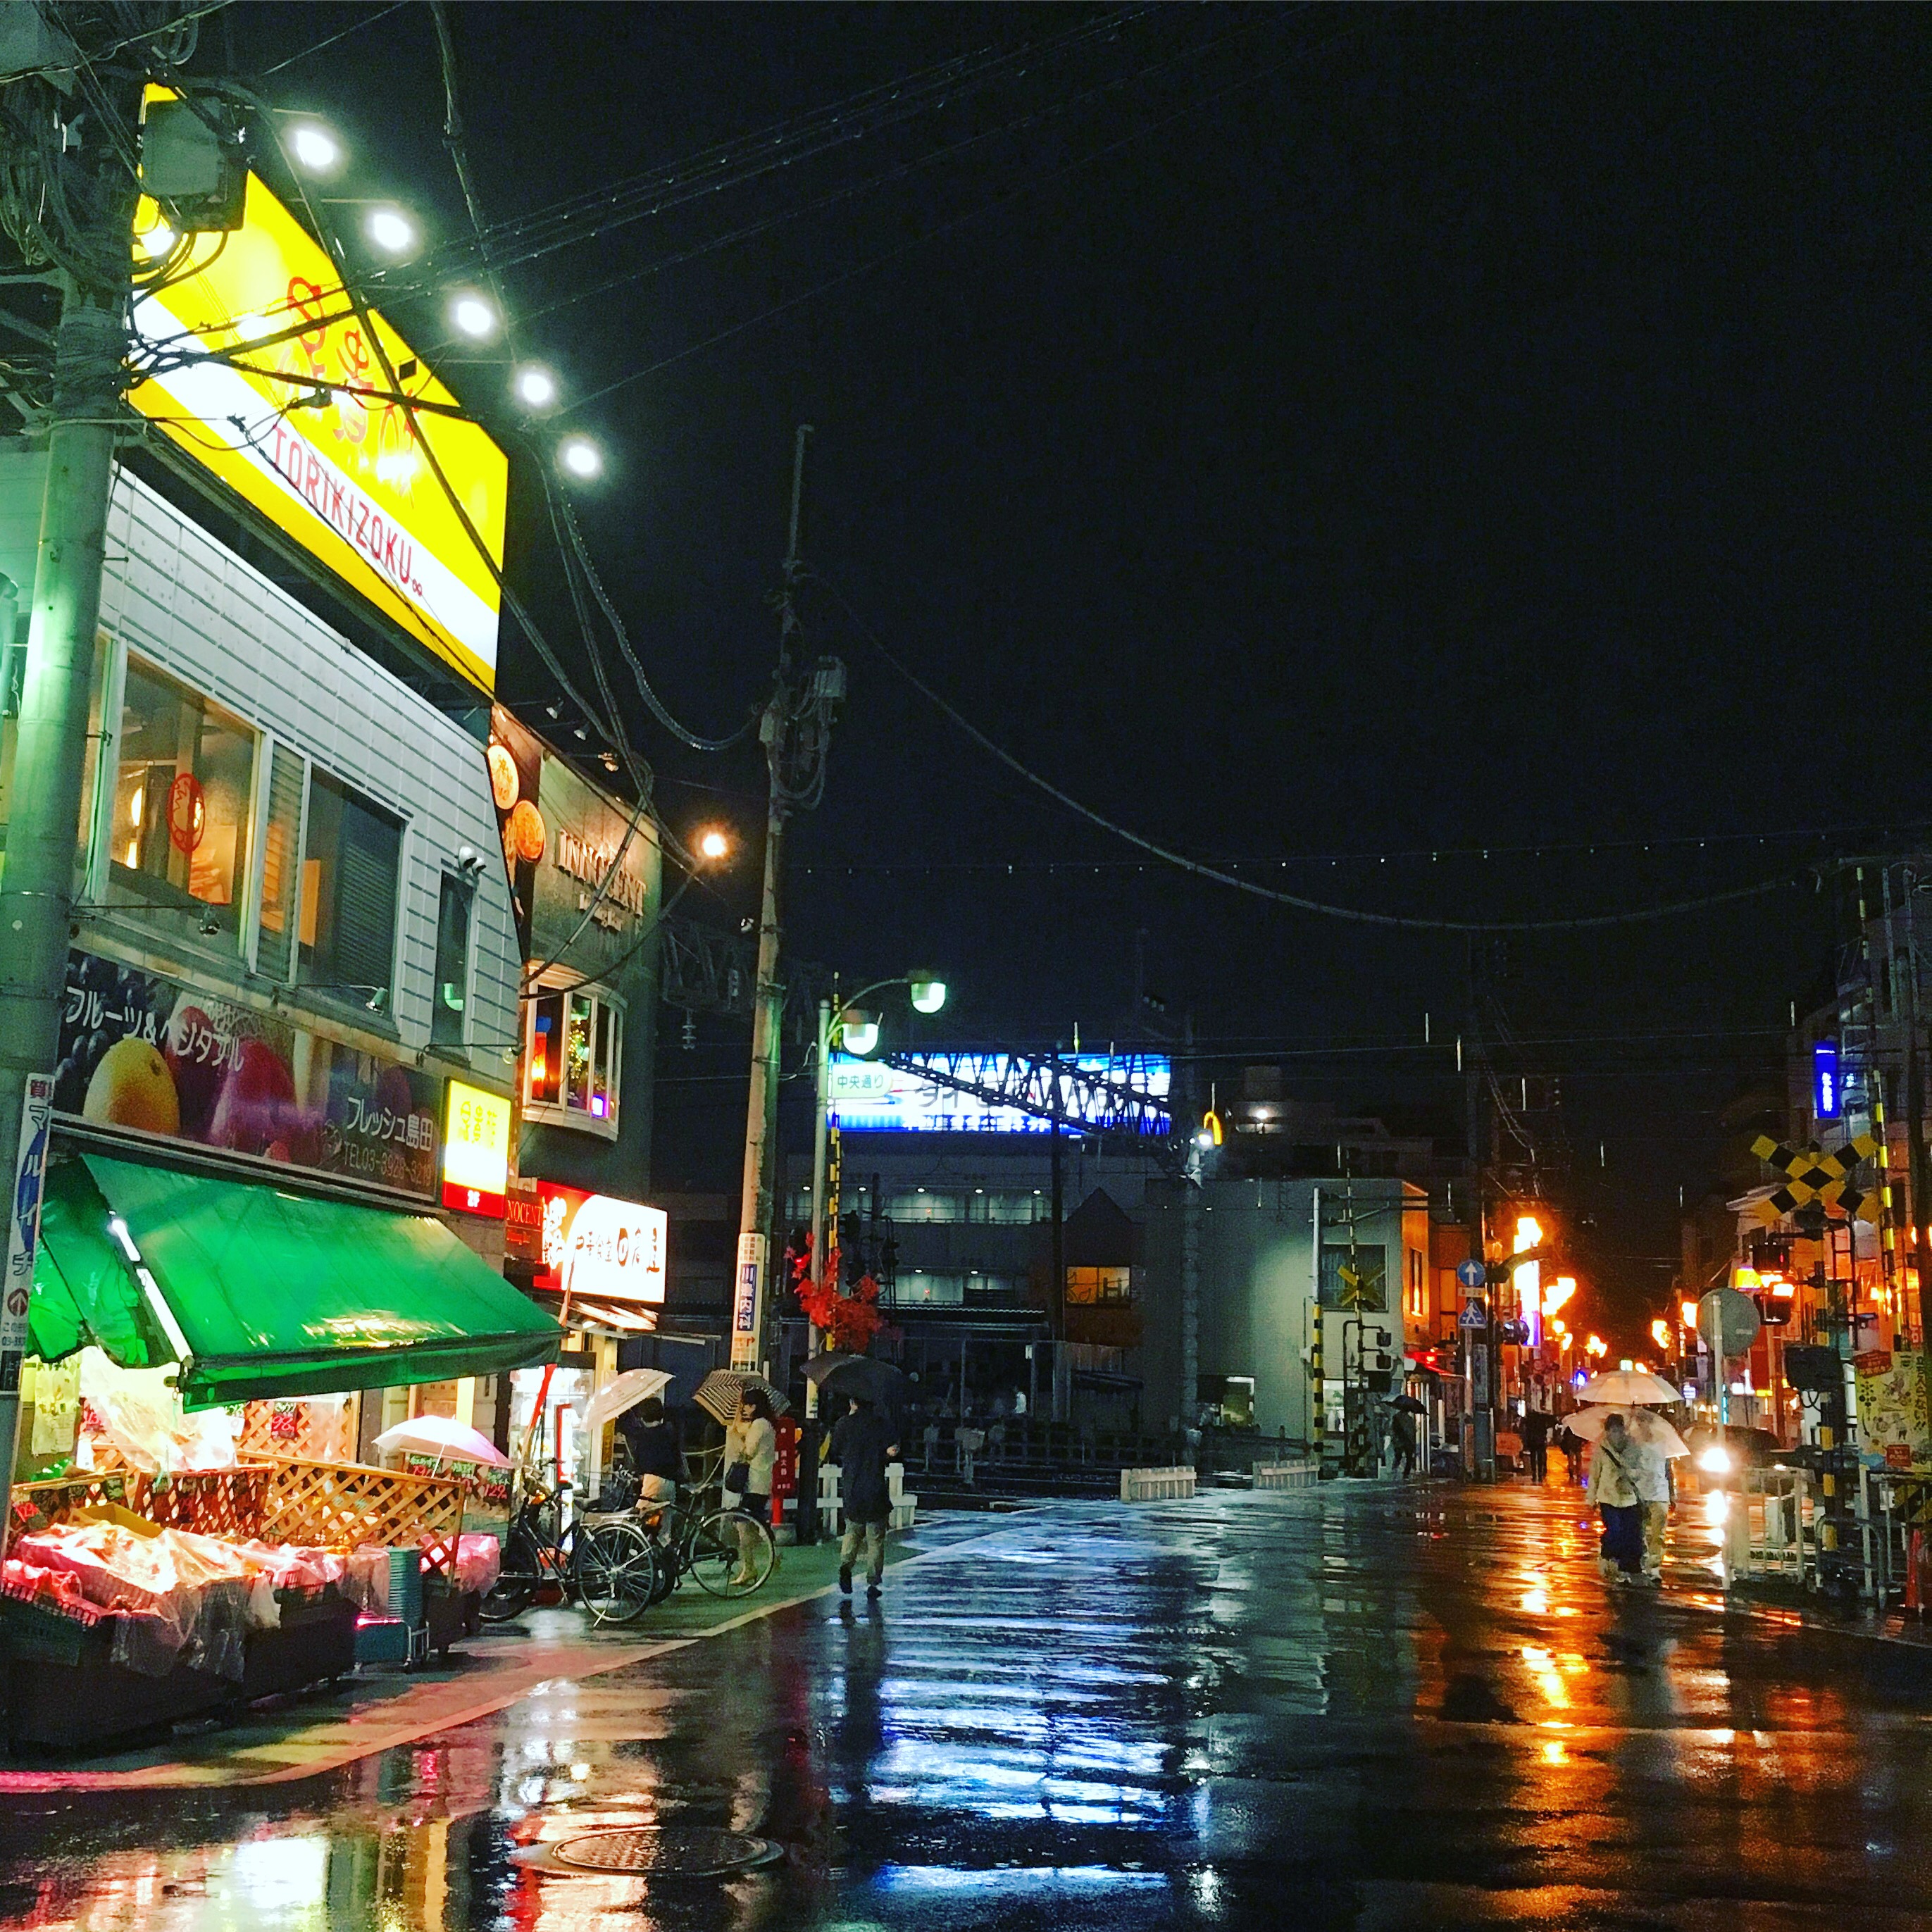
xmin=287 ymin=123 xmax=342 ymax=175
xmin=694 ymin=825 xmax=733 ymax=864
xmin=513 ymin=363 xmax=559 ymax=411
xmin=364 ymin=206 xmax=417 ymax=256
xmin=558 ymin=434 xmax=602 ymax=481
xmin=449 ymin=292 xmax=498 ymax=340
xmin=837 ymin=1008 xmax=880 ymax=1057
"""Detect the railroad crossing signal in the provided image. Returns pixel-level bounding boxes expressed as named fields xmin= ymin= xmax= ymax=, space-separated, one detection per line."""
xmin=1750 ymin=1132 xmax=1881 ymax=1224
xmin=1338 ymin=1263 xmax=1374 ymax=1309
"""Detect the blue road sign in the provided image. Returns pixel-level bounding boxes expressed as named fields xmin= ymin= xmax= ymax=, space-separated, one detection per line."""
xmin=1456 ymin=1258 xmax=1486 ymax=1292
xmin=1459 ymin=1300 xmax=1488 ymax=1330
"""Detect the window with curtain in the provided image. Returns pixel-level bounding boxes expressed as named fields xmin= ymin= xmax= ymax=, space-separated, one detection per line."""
xmin=299 ymin=768 xmax=401 ymax=1002
xmin=107 ymin=655 xmax=256 ymax=945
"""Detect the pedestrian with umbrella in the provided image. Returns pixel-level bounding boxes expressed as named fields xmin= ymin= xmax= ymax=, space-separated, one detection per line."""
xmin=1570 ymin=1405 xmax=1687 ymax=1583
xmin=830 ymin=1393 xmax=899 ymax=1600
xmin=1388 ymin=1395 xmax=1424 ymax=1478
xmin=1587 ymin=1413 xmax=1655 ymax=1584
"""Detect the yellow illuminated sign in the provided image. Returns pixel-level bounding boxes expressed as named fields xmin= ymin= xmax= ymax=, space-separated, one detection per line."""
xmin=129 ymin=172 xmax=508 ymax=694
xmin=442 ymin=1080 xmax=511 ymax=1216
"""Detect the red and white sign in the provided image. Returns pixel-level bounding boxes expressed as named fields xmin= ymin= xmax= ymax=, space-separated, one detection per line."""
xmin=534 ymin=1182 xmax=666 ymax=1305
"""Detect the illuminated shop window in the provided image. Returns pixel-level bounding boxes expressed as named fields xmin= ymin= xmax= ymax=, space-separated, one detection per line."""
xmin=108 ymin=654 xmax=256 ymax=947
xmin=525 ymin=979 xmax=622 ymax=1136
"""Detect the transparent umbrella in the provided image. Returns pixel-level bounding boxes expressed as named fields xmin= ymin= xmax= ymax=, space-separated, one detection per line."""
xmin=1566 ymin=1405 xmax=1689 ymax=1458
xmin=374 ymin=1414 xmax=511 ymax=1469
xmin=584 ymin=1368 xmax=674 ymax=1434
xmin=1575 ymin=1369 xmax=1681 ymax=1406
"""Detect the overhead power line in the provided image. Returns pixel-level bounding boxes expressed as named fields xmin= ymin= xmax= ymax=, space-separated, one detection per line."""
xmin=817 ymin=577 xmax=1810 ymax=936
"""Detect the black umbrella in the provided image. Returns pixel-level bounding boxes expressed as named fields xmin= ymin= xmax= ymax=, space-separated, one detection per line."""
xmin=1388 ymin=1394 xmax=1428 ymax=1414
xmin=804 ymin=1353 xmax=904 ymax=1407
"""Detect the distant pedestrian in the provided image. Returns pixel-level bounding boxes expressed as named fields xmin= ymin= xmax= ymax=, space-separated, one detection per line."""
xmin=1390 ymin=1408 xmax=1418 ymax=1478
xmin=1552 ymin=1421 xmax=1580 ymax=1485
xmin=921 ymin=1419 xmax=940 ymax=1472
xmin=723 ymin=1389 xmax=778 ymax=1585
xmin=1587 ymin=1413 xmax=1645 ymax=1583
xmin=1521 ymin=1409 xmax=1552 ymax=1484
xmin=831 ymin=1395 xmax=899 ymax=1599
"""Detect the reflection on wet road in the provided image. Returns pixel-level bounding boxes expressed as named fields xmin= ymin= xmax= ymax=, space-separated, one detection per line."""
xmin=5 ymin=1483 xmax=1932 ymax=1928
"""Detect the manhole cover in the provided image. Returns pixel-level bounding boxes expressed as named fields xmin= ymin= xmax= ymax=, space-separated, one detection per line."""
xmin=551 ymin=1827 xmax=781 ymax=1877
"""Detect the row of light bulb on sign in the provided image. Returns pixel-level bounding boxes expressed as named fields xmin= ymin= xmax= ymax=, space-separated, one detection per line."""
xmin=283 ymin=120 xmax=602 ymax=481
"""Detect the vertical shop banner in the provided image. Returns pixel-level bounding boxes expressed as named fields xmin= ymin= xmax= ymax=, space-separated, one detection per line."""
xmin=732 ymin=1233 xmax=765 ymax=1368
xmin=56 ymin=950 xmax=441 ymax=1195
xmin=1 ymin=1074 xmax=55 ymax=1392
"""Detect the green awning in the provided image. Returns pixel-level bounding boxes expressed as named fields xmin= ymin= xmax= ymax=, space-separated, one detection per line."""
xmin=32 ymin=1149 xmax=560 ymax=1409
xmin=32 ymin=1157 xmax=175 ymax=1370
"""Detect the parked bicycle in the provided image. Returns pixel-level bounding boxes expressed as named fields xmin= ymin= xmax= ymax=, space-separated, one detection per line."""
xmin=480 ymin=1477 xmax=658 ymax=1626
xmin=637 ymin=1478 xmax=777 ymax=1602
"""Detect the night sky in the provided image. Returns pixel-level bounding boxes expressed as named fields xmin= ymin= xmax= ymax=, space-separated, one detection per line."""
xmin=220 ymin=5 xmax=1931 ymax=1337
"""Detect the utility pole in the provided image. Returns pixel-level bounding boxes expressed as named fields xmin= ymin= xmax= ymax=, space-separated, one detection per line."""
xmin=1178 ymin=1011 xmax=1200 ymax=1460
xmin=733 ymin=427 xmax=843 ymax=1371
xmin=0 ymin=108 xmax=136 ymax=1500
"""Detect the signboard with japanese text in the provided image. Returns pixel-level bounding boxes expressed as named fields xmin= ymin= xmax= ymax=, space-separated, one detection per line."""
xmin=1812 ymin=1040 xmax=1841 ymax=1122
xmin=530 ymin=1181 xmax=666 ymax=1305
xmin=442 ymin=1080 xmax=511 ymax=1217
xmin=55 ymin=949 xmax=440 ymax=1196
xmin=732 ymin=1233 xmax=764 ymax=1368
xmin=1 ymin=1074 xmax=54 ymax=1393
xmin=129 ymin=154 xmax=509 ymax=694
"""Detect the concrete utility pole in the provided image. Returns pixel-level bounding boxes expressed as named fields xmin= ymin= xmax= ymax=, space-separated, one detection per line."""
xmin=0 ymin=242 xmax=132 ymax=1487
xmin=733 ymin=427 xmax=844 ymax=1369
xmin=1178 ymin=1011 xmax=1199 ymax=1456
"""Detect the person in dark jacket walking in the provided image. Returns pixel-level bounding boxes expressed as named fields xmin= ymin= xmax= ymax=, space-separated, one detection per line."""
xmin=1521 ymin=1408 xmax=1552 ymax=1484
xmin=830 ymin=1395 xmax=899 ymax=1599
xmin=616 ymin=1396 xmax=683 ymax=1500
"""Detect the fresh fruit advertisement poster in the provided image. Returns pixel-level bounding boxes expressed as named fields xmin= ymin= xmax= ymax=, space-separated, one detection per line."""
xmin=57 ymin=950 xmax=443 ymax=1197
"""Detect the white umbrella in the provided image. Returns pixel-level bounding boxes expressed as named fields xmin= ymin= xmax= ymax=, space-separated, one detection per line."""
xmin=584 ymin=1367 xmax=674 ymax=1433
xmin=1575 ymin=1369 xmax=1681 ymax=1407
xmin=375 ymin=1414 xmax=511 ymax=1469
xmin=1566 ymin=1405 xmax=1690 ymax=1459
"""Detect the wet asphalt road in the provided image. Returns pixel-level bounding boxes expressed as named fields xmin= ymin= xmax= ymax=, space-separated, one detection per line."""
xmin=4 ymin=1481 xmax=1932 ymax=1929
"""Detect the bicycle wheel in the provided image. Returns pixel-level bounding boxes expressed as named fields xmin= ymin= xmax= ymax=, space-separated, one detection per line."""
xmin=480 ymin=1524 xmax=542 ymax=1622
xmin=691 ymin=1507 xmax=775 ymax=1597
xmin=574 ymin=1520 xmax=659 ymax=1626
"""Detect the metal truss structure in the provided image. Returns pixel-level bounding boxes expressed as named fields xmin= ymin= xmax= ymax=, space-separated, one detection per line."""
xmin=880 ymin=1049 xmax=1172 ymax=1138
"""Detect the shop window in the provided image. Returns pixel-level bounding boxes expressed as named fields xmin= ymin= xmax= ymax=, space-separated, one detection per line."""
xmin=106 ymin=655 xmax=256 ymax=946
xmin=1066 ymin=1266 xmax=1133 ymax=1305
xmin=525 ymin=980 xmax=622 ymax=1135
xmin=300 ymin=769 xmax=401 ymax=1002
xmin=885 ymin=1189 xmax=964 ymax=1224
xmin=431 ymin=873 xmax=473 ymax=1046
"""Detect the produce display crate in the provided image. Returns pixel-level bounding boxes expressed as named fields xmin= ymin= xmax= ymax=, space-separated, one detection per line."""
xmin=238 ymin=1588 xmax=357 ymax=1702
xmin=257 ymin=1457 xmax=466 ymax=1578
xmin=0 ymin=1596 xmax=228 ymax=1749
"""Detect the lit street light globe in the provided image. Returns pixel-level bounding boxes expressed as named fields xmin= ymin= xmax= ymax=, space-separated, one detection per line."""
xmin=449 ymin=292 xmax=498 ymax=340
xmin=908 ymin=973 xmax=947 ymax=1014
xmin=513 ymin=364 xmax=559 ymax=411
xmin=365 ymin=206 xmax=417 ymax=256
xmin=288 ymin=123 xmax=342 ymax=175
xmin=840 ymin=1009 xmax=880 ymax=1057
xmin=697 ymin=827 xmax=732 ymax=862
xmin=559 ymin=435 xmax=602 ymax=481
